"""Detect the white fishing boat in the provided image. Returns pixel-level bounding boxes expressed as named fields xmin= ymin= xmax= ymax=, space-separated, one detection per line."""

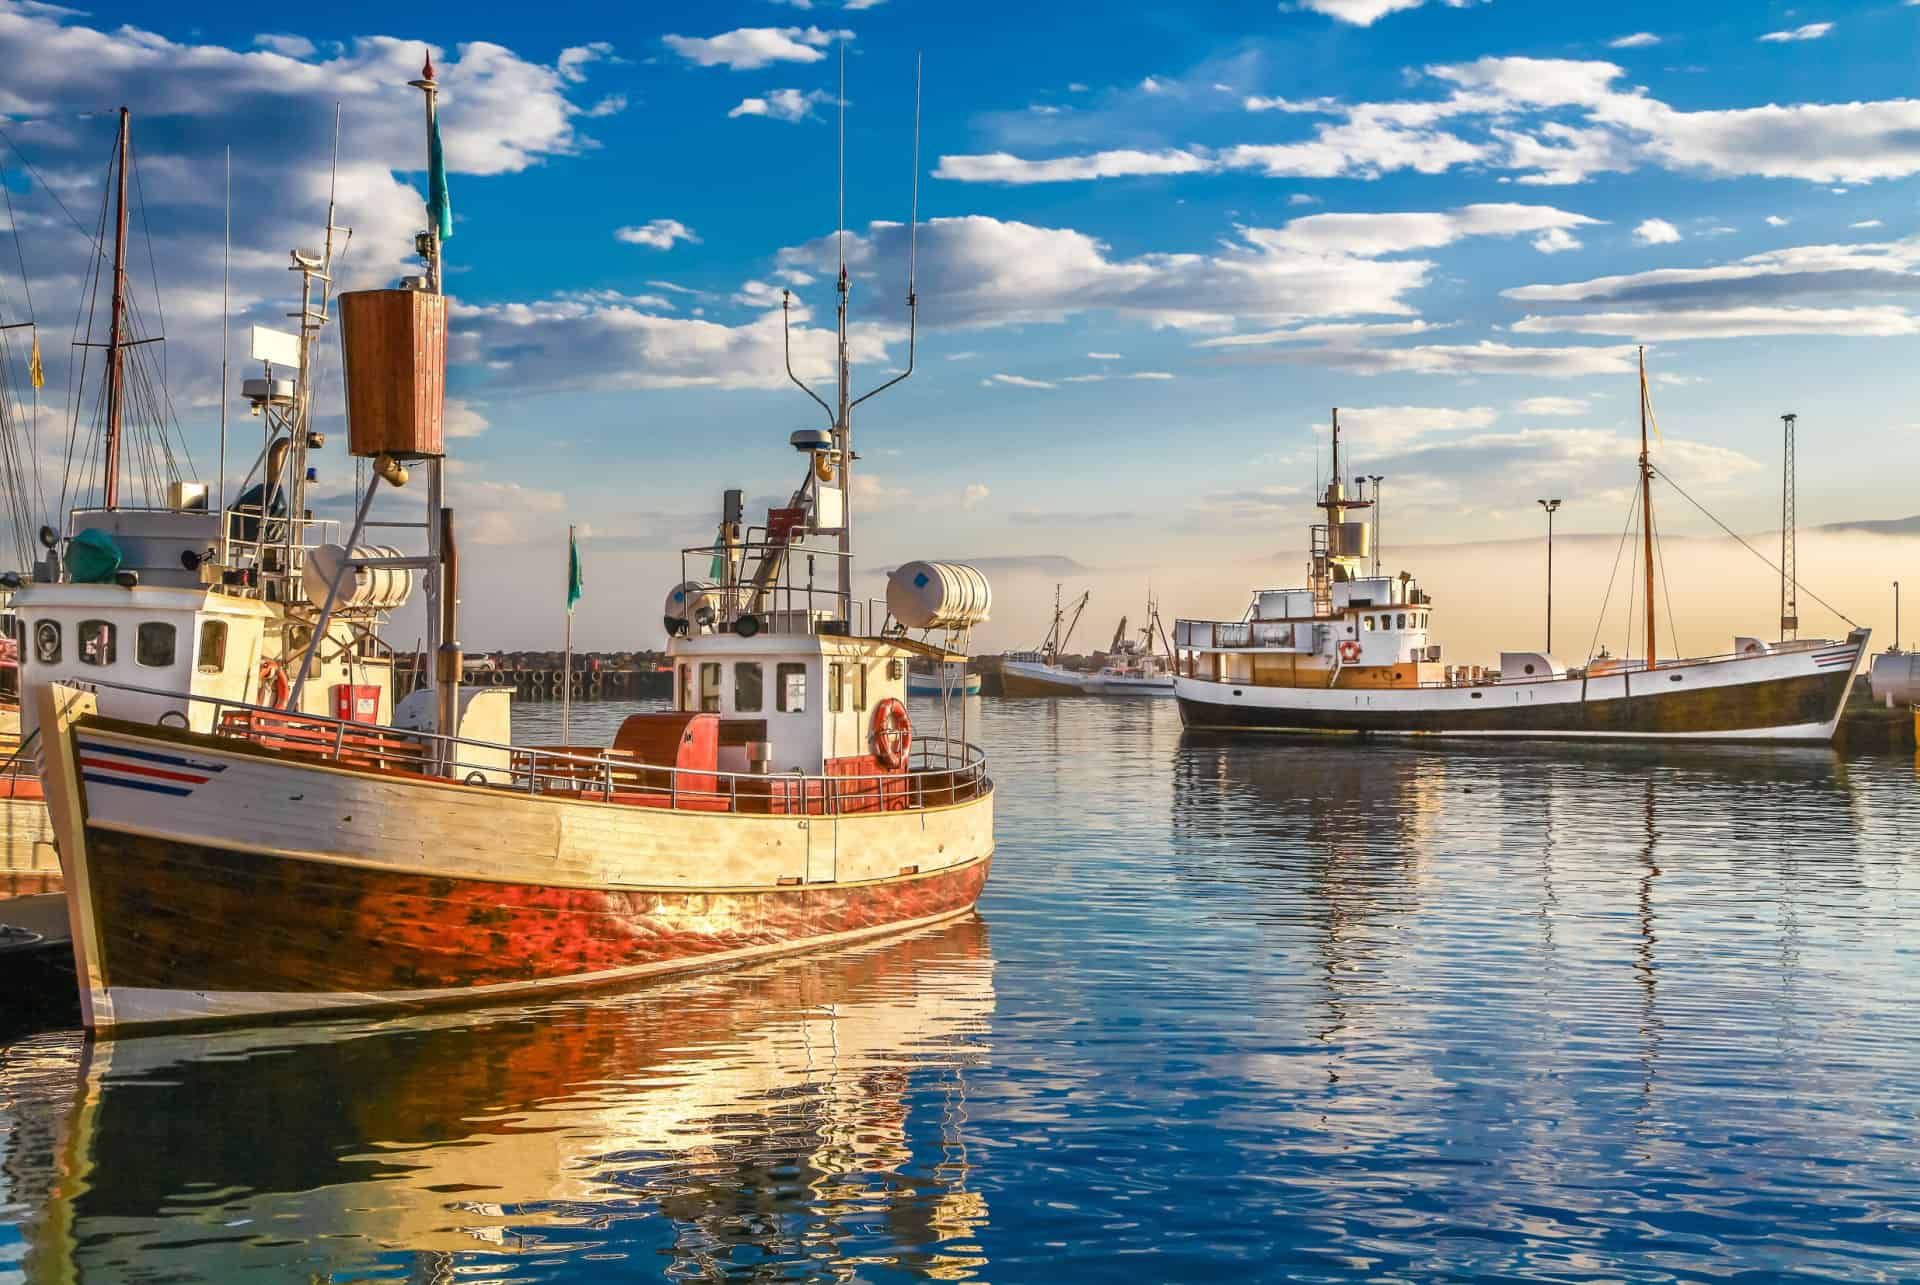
xmin=907 ymin=661 xmax=981 ymax=697
xmin=1174 ymin=365 xmax=1868 ymax=742
xmin=1085 ymin=598 xmax=1175 ymax=696
xmin=999 ymin=585 xmax=1092 ymax=695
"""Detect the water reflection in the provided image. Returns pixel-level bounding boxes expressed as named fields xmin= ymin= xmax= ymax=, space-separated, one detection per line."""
xmin=2 ymin=917 xmax=994 ymax=1283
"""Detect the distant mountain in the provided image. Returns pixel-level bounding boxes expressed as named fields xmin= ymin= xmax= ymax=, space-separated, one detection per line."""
xmin=1815 ymin=515 xmax=1920 ymax=536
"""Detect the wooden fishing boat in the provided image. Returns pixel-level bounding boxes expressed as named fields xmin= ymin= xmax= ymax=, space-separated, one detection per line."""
xmin=999 ymin=585 xmax=1092 ymax=695
xmin=33 ymin=59 xmax=994 ymax=1032
xmin=1174 ymin=362 xmax=1868 ymax=741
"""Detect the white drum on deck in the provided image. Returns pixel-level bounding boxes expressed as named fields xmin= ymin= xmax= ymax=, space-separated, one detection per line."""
xmin=304 ymin=544 xmax=414 ymax=610
xmin=888 ymin=561 xmax=992 ymax=631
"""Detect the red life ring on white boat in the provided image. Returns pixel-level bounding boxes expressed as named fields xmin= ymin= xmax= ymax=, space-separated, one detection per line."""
xmin=1338 ymin=640 xmax=1362 ymax=664
xmin=257 ymin=657 xmax=291 ymax=708
xmin=870 ymin=697 xmax=912 ymax=770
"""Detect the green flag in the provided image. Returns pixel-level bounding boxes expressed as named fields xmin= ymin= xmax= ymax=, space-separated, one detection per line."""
xmin=427 ymin=112 xmax=453 ymax=242
xmin=567 ymin=529 xmax=583 ymax=613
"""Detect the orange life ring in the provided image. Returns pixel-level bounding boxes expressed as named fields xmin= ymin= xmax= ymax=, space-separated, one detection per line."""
xmin=870 ymin=697 xmax=912 ymax=770
xmin=258 ymin=657 xmax=291 ymax=708
xmin=1338 ymin=640 xmax=1362 ymax=664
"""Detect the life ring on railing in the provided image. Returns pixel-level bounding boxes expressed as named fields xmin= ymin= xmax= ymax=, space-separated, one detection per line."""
xmin=870 ymin=698 xmax=912 ymax=771
xmin=257 ymin=657 xmax=291 ymax=708
xmin=1337 ymin=640 xmax=1362 ymax=664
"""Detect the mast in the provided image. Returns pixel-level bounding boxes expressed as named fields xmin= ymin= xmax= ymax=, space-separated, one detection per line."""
xmin=101 ymin=107 xmax=130 ymax=510
xmin=1639 ymin=347 xmax=1657 ymax=665
xmin=833 ymin=38 xmax=852 ymax=616
xmin=409 ymin=52 xmax=446 ymax=697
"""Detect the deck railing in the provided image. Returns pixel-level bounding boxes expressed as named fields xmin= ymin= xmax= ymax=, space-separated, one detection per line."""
xmin=66 ymin=678 xmax=991 ymax=816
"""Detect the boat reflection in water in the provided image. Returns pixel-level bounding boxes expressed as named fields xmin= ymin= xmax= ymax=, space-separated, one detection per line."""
xmin=2 ymin=916 xmax=994 ymax=1282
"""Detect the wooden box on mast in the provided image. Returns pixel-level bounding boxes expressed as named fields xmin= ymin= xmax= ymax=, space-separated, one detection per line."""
xmin=338 ymin=289 xmax=447 ymax=459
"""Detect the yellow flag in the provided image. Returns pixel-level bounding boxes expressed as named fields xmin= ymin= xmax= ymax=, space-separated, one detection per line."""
xmin=27 ymin=331 xmax=42 ymax=390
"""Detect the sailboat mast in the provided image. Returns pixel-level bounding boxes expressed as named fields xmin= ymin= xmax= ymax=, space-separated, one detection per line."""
xmin=1639 ymin=347 xmax=1657 ymax=665
xmin=102 ymin=106 xmax=130 ymax=511
xmin=833 ymin=39 xmax=853 ymax=617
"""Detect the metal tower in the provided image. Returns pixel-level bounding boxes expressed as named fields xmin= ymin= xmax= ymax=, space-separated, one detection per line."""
xmin=1779 ymin=412 xmax=1798 ymax=641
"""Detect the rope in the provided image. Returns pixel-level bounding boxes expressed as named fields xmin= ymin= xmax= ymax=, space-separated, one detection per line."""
xmin=1654 ymin=465 xmax=1860 ymax=631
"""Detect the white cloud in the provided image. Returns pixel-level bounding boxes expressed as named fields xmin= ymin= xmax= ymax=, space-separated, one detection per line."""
xmin=1533 ymin=227 xmax=1582 ymax=254
xmin=661 ymin=26 xmax=845 ymax=71
xmin=1288 ymin=193 xmax=1321 ymax=206
xmin=983 ymin=373 xmax=1057 ymax=389
xmin=1195 ymin=320 xmax=1443 ymax=348
xmin=1250 ymin=203 xmax=1600 ymax=257
xmin=614 ymin=219 xmax=701 ymax=250
xmin=253 ymin=33 xmax=316 ymax=57
xmin=1251 ymin=341 xmax=1642 ymax=377
xmin=1059 ymin=371 xmax=1176 ymax=383
xmin=944 ymin=54 xmax=1920 ymax=189
xmin=728 ymin=88 xmax=834 ymax=122
xmin=1759 ymin=23 xmax=1833 ymax=43
xmin=1851 ymin=220 xmax=1884 ymax=229
xmin=1513 ymin=305 xmax=1920 ymax=340
xmin=944 ymin=351 xmax=979 ymax=361
xmin=1633 ymin=218 xmax=1681 ymax=245
xmin=1513 ymin=396 xmax=1590 ymax=416
xmin=1608 ymin=32 xmax=1661 ymax=48
xmin=1503 ymin=237 xmax=1920 ymax=310
xmin=1293 ymin=0 xmax=1487 ymax=27
xmin=1310 ymin=405 xmax=1499 ymax=450
xmin=1765 ymin=215 xmax=1790 ymax=227
xmin=442 ymin=398 xmax=491 ymax=439
xmin=1088 ymin=351 xmax=1122 ymax=359
xmin=451 ymin=479 xmax=570 ymax=545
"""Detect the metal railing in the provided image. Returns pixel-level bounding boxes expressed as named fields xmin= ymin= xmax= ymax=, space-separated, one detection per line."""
xmin=69 ymin=678 xmax=992 ymax=816
xmin=675 ymin=539 xmax=893 ymax=639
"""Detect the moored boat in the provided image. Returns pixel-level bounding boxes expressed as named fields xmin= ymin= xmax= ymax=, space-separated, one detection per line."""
xmin=907 ymin=662 xmax=982 ymax=697
xmin=33 ymin=60 xmax=994 ymax=1032
xmin=1085 ymin=597 xmax=1175 ymax=696
xmin=999 ymin=585 xmax=1092 ymax=695
xmin=1174 ymin=369 xmax=1868 ymax=742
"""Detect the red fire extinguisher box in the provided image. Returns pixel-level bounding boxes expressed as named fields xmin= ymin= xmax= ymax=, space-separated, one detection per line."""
xmin=333 ymin=684 xmax=382 ymax=724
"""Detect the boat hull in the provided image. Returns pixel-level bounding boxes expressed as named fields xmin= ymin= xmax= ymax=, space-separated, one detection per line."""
xmin=1175 ymin=638 xmax=1863 ymax=742
xmin=1087 ymin=674 xmax=1175 ymax=697
xmin=37 ymin=693 xmax=994 ymax=1030
xmin=999 ymin=660 xmax=1088 ymax=696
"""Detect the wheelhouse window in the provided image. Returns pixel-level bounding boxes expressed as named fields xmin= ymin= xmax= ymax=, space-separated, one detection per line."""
xmin=699 ymin=662 xmax=722 ymax=713
xmin=852 ymin=663 xmax=868 ymax=710
xmin=197 ymin=620 xmax=229 ymax=674
xmin=828 ymin=662 xmax=846 ymax=713
xmin=734 ymin=662 xmax=764 ymax=712
xmin=136 ymin=621 xmax=177 ymax=668
xmin=777 ymin=662 xmax=807 ymax=713
xmin=32 ymin=620 xmax=60 ymax=665
xmin=1396 ymin=614 xmax=1407 ymax=630
xmin=678 ymin=664 xmax=692 ymax=712
xmin=1363 ymin=616 xmax=1376 ymax=631
xmin=78 ymin=620 xmax=116 ymax=666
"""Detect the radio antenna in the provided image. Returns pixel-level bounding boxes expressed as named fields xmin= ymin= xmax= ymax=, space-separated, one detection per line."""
xmin=852 ymin=49 xmax=922 ymax=409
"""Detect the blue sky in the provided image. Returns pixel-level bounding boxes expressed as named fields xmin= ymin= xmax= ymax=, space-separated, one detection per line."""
xmin=1 ymin=0 xmax=1917 ymax=650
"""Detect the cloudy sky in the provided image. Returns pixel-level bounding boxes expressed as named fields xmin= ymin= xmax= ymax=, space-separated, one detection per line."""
xmin=0 ymin=0 xmax=1916 ymax=654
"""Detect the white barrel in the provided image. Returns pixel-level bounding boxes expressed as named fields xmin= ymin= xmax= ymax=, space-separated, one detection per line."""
xmin=304 ymin=543 xmax=414 ymax=610
xmin=887 ymin=561 xmax=992 ymax=631
xmin=1870 ymin=651 xmax=1920 ymax=704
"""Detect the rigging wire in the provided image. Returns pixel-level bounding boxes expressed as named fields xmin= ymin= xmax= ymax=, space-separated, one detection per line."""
xmin=1654 ymin=465 xmax=1860 ymax=631
xmin=1651 ymin=495 xmax=1681 ymax=659
xmin=1585 ymin=485 xmax=1642 ymax=664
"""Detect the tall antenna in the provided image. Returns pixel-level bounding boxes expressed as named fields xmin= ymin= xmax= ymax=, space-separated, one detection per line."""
xmin=218 ymin=145 xmax=230 ymax=551
xmin=102 ymin=107 xmax=130 ymax=510
xmin=1780 ymin=412 xmax=1798 ymax=641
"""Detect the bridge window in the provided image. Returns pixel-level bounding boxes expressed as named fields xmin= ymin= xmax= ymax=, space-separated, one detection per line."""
xmin=699 ymin=662 xmax=722 ymax=713
xmin=1396 ymin=614 xmax=1407 ymax=630
xmin=78 ymin=620 xmax=116 ymax=667
xmin=136 ymin=622 xmax=177 ymax=668
xmin=734 ymin=662 xmax=764 ymax=712
xmin=678 ymin=664 xmax=692 ymax=712
xmin=197 ymin=620 xmax=229 ymax=674
xmin=32 ymin=620 xmax=59 ymax=665
xmin=852 ymin=662 xmax=868 ymax=710
xmin=777 ymin=663 xmax=807 ymax=713
xmin=1363 ymin=616 xmax=1376 ymax=631
xmin=828 ymin=662 xmax=846 ymax=713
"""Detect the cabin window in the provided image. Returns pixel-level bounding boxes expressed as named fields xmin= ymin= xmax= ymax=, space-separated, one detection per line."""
xmin=136 ymin=622 xmax=177 ymax=668
xmin=1396 ymin=614 xmax=1406 ymax=630
xmin=777 ymin=662 xmax=807 ymax=713
xmin=699 ymin=662 xmax=722 ymax=713
xmin=678 ymin=664 xmax=692 ymax=712
xmin=852 ymin=663 xmax=868 ymax=709
xmin=32 ymin=620 xmax=60 ymax=665
xmin=734 ymin=662 xmax=764 ymax=712
xmin=828 ymin=662 xmax=845 ymax=713
xmin=78 ymin=620 xmax=116 ymax=667
xmin=197 ymin=620 xmax=229 ymax=674
xmin=1363 ymin=616 xmax=1376 ymax=631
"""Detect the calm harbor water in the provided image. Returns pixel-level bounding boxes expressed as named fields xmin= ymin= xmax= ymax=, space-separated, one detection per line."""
xmin=3 ymin=696 xmax=1918 ymax=1282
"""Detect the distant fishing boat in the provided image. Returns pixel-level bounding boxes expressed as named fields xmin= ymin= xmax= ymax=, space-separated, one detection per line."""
xmin=1000 ymin=585 xmax=1093 ymax=695
xmin=1084 ymin=597 xmax=1175 ymax=696
xmin=35 ymin=57 xmax=994 ymax=1032
xmin=1174 ymin=360 xmax=1868 ymax=741
xmin=906 ymin=662 xmax=980 ymax=697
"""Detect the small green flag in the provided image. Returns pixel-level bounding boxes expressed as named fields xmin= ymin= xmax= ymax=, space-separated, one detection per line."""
xmin=427 ymin=112 xmax=454 ymax=242
xmin=567 ymin=530 xmax=583 ymax=613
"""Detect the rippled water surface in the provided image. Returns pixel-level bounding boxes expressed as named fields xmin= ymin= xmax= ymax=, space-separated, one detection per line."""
xmin=4 ymin=697 xmax=1919 ymax=1282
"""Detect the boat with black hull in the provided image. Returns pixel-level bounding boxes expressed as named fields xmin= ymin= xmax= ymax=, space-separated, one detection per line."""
xmin=1174 ymin=363 xmax=1868 ymax=743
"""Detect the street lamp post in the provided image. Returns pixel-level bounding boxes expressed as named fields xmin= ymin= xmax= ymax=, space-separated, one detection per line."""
xmin=1538 ymin=498 xmax=1562 ymax=654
